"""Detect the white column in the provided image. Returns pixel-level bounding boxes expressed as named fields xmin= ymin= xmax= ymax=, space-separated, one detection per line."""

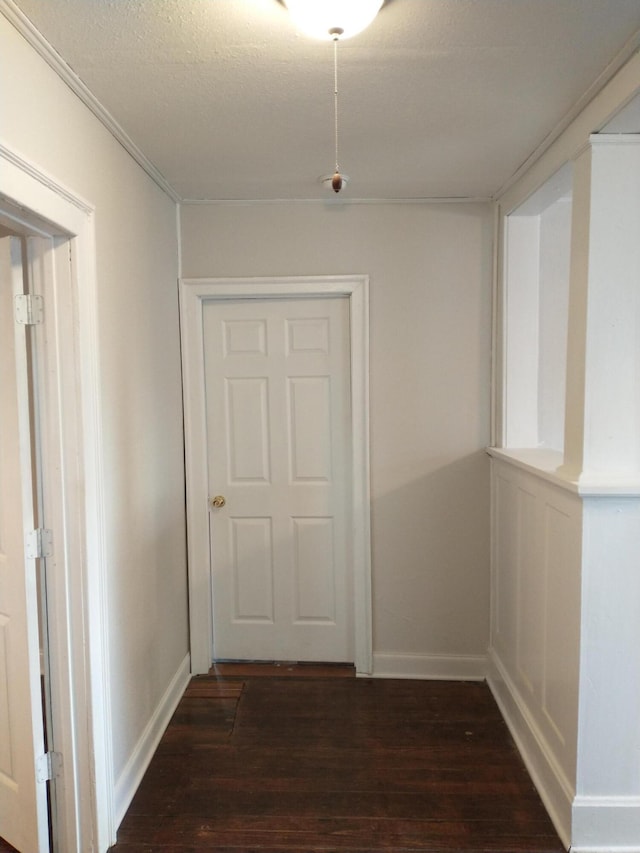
xmin=566 ymin=135 xmax=640 ymax=852
xmin=572 ymin=497 xmax=640 ymax=851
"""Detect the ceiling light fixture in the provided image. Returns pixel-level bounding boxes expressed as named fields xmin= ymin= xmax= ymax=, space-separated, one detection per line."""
xmin=283 ymin=0 xmax=384 ymax=41
xmin=284 ymin=1 xmax=383 ymax=193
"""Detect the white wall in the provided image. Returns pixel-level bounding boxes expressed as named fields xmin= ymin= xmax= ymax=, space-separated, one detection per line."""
xmin=0 ymin=9 xmax=189 ymax=818
xmin=537 ymin=196 xmax=571 ymax=450
xmin=180 ymin=201 xmax=493 ymax=676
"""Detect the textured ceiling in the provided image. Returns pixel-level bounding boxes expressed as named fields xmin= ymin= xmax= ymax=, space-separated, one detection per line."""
xmin=10 ymin=0 xmax=640 ymax=200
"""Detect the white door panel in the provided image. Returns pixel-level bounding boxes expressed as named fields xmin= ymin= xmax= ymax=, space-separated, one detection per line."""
xmin=204 ymin=297 xmax=352 ymax=662
xmin=0 ymin=237 xmax=50 ymax=852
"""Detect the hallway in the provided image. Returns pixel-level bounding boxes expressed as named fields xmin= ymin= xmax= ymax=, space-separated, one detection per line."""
xmin=108 ymin=670 xmax=565 ymax=852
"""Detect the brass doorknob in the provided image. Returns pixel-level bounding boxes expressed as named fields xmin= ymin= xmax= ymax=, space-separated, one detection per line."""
xmin=210 ymin=495 xmax=226 ymax=509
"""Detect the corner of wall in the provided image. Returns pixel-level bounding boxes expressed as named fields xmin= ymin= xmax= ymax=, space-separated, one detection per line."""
xmin=371 ymin=652 xmax=487 ymax=681
xmin=113 ymin=654 xmax=191 ymax=830
xmin=486 ymin=649 xmax=573 ymax=850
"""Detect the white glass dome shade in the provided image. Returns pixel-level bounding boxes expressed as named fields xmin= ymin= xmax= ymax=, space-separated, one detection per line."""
xmin=283 ymin=0 xmax=384 ymax=40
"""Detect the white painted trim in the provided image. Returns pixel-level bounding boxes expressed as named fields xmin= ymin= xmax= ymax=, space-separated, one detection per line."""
xmin=371 ymin=652 xmax=486 ymax=681
xmin=487 ymin=447 xmax=640 ymax=497
xmin=571 ymin=848 xmax=640 ymax=853
xmin=487 ymin=649 xmax=573 ymax=850
xmin=572 ymin=795 xmax=640 ymax=853
xmin=503 ymin=161 xmax=573 ymax=219
xmin=28 ymin=234 xmax=83 ymax=853
xmin=179 ymin=281 xmax=214 ymax=674
xmin=0 ymin=142 xmax=113 ymax=851
xmin=114 ymin=654 xmax=190 ymax=828
xmin=179 ymin=275 xmax=373 ymax=676
xmin=73 ymin=212 xmax=115 ymax=853
xmin=6 ymin=234 xmax=51 ymax=853
xmin=176 ymin=203 xmax=183 ymax=280
xmin=490 ymin=200 xmax=501 ymax=448
xmin=589 ymin=132 xmax=640 ymax=147
xmin=180 ymin=197 xmax=492 ymax=206
xmin=0 ymin=142 xmax=93 ymax=215
xmin=0 ymin=0 xmax=179 ymax=203
xmin=0 ymin=142 xmax=91 ymax=233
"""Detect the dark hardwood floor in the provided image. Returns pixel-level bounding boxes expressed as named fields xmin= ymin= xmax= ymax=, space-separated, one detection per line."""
xmin=108 ymin=671 xmax=566 ymax=853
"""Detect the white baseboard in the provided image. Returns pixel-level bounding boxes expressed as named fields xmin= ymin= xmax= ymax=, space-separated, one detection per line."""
xmin=486 ymin=648 xmax=572 ymax=850
xmin=371 ymin=652 xmax=487 ymax=681
xmin=571 ymin=847 xmax=640 ymax=852
xmin=114 ymin=653 xmax=191 ymax=828
xmin=571 ymin=795 xmax=640 ymax=852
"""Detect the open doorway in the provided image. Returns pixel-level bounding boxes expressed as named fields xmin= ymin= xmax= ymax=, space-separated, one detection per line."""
xmin=0 ymin=229 xmax=61 ymax=853
xmin=0 ymin=144 xmax=112 ymax=852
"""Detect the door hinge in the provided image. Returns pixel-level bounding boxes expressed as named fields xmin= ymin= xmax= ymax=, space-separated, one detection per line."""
xmin=25 ymin=528 xmax=54 ymax=559
xmin=36 ymin=751 xmax=62 ymax=783
xmin=14 ymin=293 xmax=44 ymax=325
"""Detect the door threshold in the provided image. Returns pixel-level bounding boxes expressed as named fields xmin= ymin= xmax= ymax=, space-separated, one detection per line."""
xmin=209 ymin=661 xmax=356 ymax=678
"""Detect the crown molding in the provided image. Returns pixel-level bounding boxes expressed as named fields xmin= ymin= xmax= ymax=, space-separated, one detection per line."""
xmin=0 ymin=0 xmax=180 ymax=203
xmin=496 ymin=26 xmax=640 ymax=199
xmin=180 ymin=196 xmax=492 ymax=206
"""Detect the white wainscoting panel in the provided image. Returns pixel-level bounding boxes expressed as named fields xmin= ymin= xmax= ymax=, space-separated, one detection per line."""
xmin=488 ymin=456 xmax=582 ymax=846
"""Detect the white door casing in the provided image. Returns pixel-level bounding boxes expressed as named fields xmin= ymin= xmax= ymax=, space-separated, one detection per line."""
xmin=180 ymin=276 xmax=372 ymax=675
xmin=0 ymin=236 xmax=50 ymax=853
xmin=204 ymin=297 xmax=351 ymax=662
xmin=0 ymin=143 xmax=113 ymax=851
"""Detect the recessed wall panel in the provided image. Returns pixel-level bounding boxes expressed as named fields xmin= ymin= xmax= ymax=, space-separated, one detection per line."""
xmin=542 ymin=502 xmax=579 ymax=748
xmin=226 ymin=377 xmax=270 ymax=482
xmin=517 ymin=487 xmax=541 ymax=695
xmin=494 ymin=473 xmax=518 ymax=661
xmin=288 ymin=377 xmax=331 ymax=482
xmin=292 ymin=518 xmax=336 ymax=623
xmin=230 ymin=518 xmax=274 ymax=623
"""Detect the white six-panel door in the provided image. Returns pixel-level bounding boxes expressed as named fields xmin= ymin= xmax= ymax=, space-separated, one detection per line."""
xmin=203 ymin=297 xmax=353 ymax=662
xmin=0 ymin=237 xmax=50 ymax=852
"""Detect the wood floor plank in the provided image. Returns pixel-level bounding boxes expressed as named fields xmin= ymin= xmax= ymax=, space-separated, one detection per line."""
xmin=109 ymin=676 xmax=566 ymax=853
xmin=183 ymin=682 xmax=245 ymax=699
xmin=140 ymin=818 xmax=565 ymax=850
xmin=165 ymin=789 xmax=553 ymax=824
xmin=176 ymin=752 xmax=540 ymax=791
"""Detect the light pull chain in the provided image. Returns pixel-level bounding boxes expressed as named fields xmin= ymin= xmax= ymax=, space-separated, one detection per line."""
xmin=334 ymin=34 xmax=340 ymax=173
xmin=329 ymin=27 xmax=344 ymax=192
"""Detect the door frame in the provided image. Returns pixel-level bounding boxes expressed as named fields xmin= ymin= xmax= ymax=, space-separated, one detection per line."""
xmin=0 ymin=143 xmax=113 ymax=850
xmin=180 ymin=276 xmax=372 ymax=675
